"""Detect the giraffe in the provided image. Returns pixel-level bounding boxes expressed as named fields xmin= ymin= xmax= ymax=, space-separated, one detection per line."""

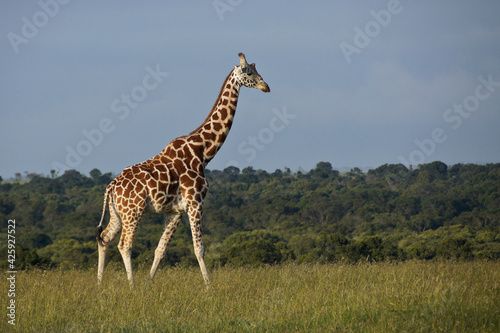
xmin=96 ymin=53 xmax=270 ymax=287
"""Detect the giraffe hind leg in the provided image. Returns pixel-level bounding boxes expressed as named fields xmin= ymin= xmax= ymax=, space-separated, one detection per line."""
xmin=117 ymin=213 xmax=142 ymax=288
xmin=97 ymin=206 xmax=122 ymax=285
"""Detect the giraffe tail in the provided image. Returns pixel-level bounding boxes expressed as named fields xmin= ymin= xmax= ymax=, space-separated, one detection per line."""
xmin=96 ymin=225 xmax=104 ymax=247
xmin=96 ymin=182 xmax=113 ymax=247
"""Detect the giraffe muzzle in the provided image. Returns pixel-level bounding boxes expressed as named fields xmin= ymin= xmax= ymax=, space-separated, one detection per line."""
xmin=258 ymin=81 xmax=270 ymax=93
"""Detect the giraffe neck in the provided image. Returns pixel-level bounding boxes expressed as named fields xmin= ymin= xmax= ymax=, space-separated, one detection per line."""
xmin=189 ymin=69 xmax=241 ymax=166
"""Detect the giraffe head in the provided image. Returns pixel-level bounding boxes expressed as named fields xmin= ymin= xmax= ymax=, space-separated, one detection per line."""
xmin=235 ymin=53 xmax=270 ymax=93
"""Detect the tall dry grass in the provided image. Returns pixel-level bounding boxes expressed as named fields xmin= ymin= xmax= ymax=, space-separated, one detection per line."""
xmin=2 ymin=261 xmax=499 ymax=332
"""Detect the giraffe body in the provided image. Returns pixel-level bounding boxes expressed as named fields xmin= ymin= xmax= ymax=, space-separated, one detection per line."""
xmin=97 ymin=53 xmax=269 ymax=287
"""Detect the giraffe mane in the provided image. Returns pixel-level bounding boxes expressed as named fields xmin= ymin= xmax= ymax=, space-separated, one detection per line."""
xmin=189 ymin=69 xmax=234 ymax=135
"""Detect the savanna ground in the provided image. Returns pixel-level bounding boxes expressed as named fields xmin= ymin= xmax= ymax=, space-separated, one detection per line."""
xmin=2 ymin=261 xmax=499 ymax=332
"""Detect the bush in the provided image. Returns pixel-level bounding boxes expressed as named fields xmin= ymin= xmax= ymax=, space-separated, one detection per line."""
xmin=214 ymin=230 xmax=287 ymax=267
xmin=438 ymin=237 xmax=473 ymax=260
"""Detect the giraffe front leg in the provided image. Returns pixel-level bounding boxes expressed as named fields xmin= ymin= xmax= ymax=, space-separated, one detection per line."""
xmin=188 ymin=205 xmax=210 ymax=288
xmin=149 ymin=213 xmax=181 ymax=280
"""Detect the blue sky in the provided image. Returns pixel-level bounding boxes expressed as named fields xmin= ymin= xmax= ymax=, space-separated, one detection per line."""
xmin=1 ymin=1 xmax=500 ymax=178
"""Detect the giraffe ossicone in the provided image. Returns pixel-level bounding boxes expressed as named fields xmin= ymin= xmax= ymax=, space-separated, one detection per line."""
xmin=96 ymin=53 xmax=270 ymax=288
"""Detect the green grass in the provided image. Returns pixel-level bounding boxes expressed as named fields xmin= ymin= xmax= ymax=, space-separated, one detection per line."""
xmin=2 ymin=261 xmax=499 ymax=332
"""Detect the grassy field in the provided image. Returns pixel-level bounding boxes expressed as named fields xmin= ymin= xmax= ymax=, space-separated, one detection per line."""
xmin=2 ymin=261 xmax=499 ymax=332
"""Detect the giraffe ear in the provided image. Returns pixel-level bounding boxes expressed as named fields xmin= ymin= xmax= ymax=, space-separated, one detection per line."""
xmin=238 ymin=53 xmax=248 ymax=68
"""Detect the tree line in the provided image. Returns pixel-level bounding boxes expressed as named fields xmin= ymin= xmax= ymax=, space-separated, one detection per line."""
xmin=1 ymin=161 xmax=499 ymax=270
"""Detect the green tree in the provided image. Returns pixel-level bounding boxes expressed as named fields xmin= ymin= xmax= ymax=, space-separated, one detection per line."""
xmin=38 ymin=239 xmax=96 ymax=269
xmin=314 ymin=233 xmax=349 ymax=263
xmin=0 ymin=245 xmax=53 ymax=269
xmin=216 ymin=230 xmax=286 ymax=267
xmin=438 ymin=237 xmax=473 ymax=260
